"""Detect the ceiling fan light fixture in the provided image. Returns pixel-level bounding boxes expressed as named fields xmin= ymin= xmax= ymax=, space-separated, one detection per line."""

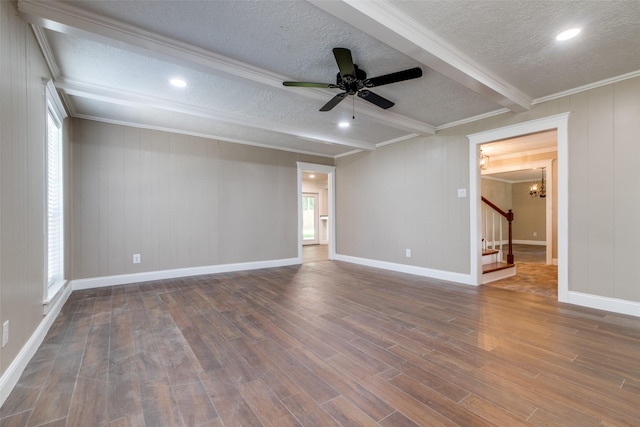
xmin=283 ymin=48 xmax=422 ymax=112
xmin=556 ymin=27 xmax=581 ymax=41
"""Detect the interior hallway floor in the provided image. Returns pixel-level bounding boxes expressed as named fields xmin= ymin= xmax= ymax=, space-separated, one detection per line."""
xmin=302 ymin=244 xmax=329 ymax=263
xmin=486 ymin=244 xmax=558 ymax=298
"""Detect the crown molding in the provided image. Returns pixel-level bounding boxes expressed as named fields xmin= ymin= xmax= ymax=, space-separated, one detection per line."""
xmin=71 ymin=113 xmax=337 ymax=159
xmin=30 ymin=24 xmax=60 ymax=78
xmin=376 ymin=133 xmax=420 ymax=148
xmin=310 ymin=0 xmax=532 ymax=113
xmin=435 ymin=108 xmax=511 ymax=132
xmin=532 ymin=69 xmax=640 ymax=105
xmin=18 ymin=0 xmax=435 ymax=137
xmin=436 ymin=70 xmax=640 ymax=132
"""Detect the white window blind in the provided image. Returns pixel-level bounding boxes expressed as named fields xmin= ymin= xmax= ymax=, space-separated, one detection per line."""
xmin=44 ymin=79 xmax=67 ymax=304
xmin=46 ymin=106 xmax=63 ymax=288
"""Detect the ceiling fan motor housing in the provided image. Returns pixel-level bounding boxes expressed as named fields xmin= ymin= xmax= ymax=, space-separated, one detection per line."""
xmin=336 ymin=65 xmax=367 ymax=95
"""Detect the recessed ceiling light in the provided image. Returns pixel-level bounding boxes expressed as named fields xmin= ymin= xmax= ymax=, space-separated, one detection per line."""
xmin=556 ymin=27 xmax=581 ymax=41
xmin=170 ymin=78 xmax=187 ymax=88
xmin=338 ymin=121 xmax=350 ymax=128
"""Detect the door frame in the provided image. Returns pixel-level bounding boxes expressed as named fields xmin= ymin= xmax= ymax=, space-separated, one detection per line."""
xmin=297 ymin=162 xmax=336 ymax=262
xmin=468 ymin=112 xmax=569 ymax=302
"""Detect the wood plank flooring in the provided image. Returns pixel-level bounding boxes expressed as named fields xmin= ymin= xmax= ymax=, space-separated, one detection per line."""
xmin=302 ymin=245 xmax=328 ymax=263
xmin=2 ymin=260 xmax=640 ymax=426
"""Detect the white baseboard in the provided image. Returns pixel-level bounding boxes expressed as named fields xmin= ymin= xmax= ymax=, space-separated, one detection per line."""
xmin=512 ymin=239 xmax=547 ymax=245
xmin=71 ymin=257 xmax=300 ymax=290
xmin=484 ymin=240 xmax=546 ymax=246
xmin=567 ymin=291 xmax=640 ymax=318
xmin=335 ymin=254 xmax=474 ymax=286
xmin=336 ymin=254 xmax=640 ymax=318
xmin=0 ymin=281 xmax=72 ymax=407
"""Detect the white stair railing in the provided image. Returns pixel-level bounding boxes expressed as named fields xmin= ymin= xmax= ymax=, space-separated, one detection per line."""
xmin=481 ymin=197 xmax=514 ymax=264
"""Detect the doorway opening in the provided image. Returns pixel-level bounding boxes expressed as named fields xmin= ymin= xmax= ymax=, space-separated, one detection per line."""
xmin=468 ymin=113 xmax=569 ymax=302
xmin=480 ymin=143 xmax=557 ymax=298
xmin=297 ymin=162 xmax=336 ymax=264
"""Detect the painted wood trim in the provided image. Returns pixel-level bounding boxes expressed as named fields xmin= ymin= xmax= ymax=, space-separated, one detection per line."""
xmin=70 ymin=258 xmax=300 ymax=291
xmin=335 ymin=254 xmax=474 ymax=286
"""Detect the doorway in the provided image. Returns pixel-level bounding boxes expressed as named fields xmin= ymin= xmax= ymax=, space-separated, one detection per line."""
xmin=468 ymin=113 xmax=569 ymax=302
xmin=297 ymin=162 xmax=336 ymax=263
xmin=302 ymin=193 xmax=319 ymax=245
xmin=481 ymin=157 xmax=554 ymax=266
xmin=481 ymin=157 xmax=557 ymax=298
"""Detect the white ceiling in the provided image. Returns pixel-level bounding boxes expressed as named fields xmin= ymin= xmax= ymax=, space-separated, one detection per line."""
xmin=19 ymin=0 xmax=640 ymax=158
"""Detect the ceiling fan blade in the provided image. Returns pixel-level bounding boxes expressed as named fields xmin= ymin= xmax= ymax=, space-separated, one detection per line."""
xmin=333 ymin=48 xmax=356 ymax=78
xmin=283 ymin=81 xmax=337 ymax=88
xmin=357 ymin=90 xmax=394 ymax=109
xmin=320 ymin=92 xmax=348 ymax=111
xmin=364 ymin=67 xmax=423 ymax=87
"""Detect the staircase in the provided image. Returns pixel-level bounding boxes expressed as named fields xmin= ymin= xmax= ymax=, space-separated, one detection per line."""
xmin=482 ymin=197 xmax=516 ymax=284
xmin=482 ymin=248 xmax=516 ymax=283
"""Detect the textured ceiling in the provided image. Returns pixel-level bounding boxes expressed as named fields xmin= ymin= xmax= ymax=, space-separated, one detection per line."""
xmin=18 ymin=0 xmax=640 ymax=158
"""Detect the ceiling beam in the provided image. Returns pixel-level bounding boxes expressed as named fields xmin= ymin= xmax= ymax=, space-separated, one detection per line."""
xmin=55 ymin=78 xmax=378 ymax=151
xmin=309 ymin=0 xmax=532 ymax=113
xmin=18 ymin=0 xmax=435 ymax=136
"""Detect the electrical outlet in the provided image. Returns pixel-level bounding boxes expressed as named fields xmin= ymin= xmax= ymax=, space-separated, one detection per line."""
xmin=533 ymin=232 xmax=537 ymax=237
xmin=2 ymin=321 xmax=8 ymax=348
xmin=405 ymin=249 xmax=411 ymax=258
xmin=133 ymin=253 xmax=141 ymax=264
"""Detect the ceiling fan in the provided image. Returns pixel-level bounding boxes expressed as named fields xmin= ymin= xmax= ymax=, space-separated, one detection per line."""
xmin=283 ymin=47 xmax=423 ymax=112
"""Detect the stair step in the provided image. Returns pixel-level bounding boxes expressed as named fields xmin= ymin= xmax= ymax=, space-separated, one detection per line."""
xmin=482 ymin=249 xmax=499 ymax=256
xmin=483 ymin=262 xmax=515 ymax=274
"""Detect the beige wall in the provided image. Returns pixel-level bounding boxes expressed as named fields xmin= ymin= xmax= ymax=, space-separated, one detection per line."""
xmin=336 ymin=135 xmax=470 ymax=273
xmin=0 ymin=1 xmax=53 ymax=375
xmin=439 ymin=76 xmax=640 ymax=303
xmin=481 ymin=178 xmax=512 ymax=210
xmin=511 ymin=182 xmax=546 ymax=242
xmin=70 ymin=119 xmax=332 ymax=279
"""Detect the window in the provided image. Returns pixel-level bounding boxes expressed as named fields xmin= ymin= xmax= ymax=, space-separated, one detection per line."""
xmin=45 ymin=80 xmax=67 ymax=302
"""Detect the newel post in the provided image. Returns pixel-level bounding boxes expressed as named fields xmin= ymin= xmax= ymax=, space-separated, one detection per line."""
xmin=506 ymin=209 xmax=514 ymax=264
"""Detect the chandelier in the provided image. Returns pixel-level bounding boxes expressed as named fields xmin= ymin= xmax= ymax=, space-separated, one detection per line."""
xmin=529 ymin=168 xmax=546 ymax=198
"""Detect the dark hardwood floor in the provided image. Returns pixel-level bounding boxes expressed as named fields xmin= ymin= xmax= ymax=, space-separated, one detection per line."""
xmin=2 ymin=261 xmax=639 ymax=426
